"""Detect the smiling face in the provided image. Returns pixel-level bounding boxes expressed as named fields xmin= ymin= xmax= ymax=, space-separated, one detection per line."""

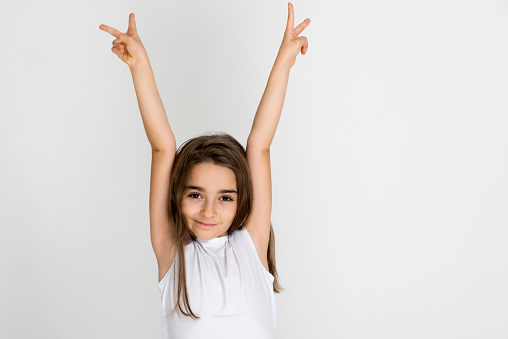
xmin=181 ymin=162 xmax=238 ymax=240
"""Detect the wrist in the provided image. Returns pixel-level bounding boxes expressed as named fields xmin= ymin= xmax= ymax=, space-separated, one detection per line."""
xmin=274 ymin=55 xmax=293 ymax=71
xmin=129 ymin=55 xmax=151 ymax=73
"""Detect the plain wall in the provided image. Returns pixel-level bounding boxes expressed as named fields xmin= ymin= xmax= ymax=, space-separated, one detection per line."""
xmin=1 ymin=0 xmax=507 ymax=338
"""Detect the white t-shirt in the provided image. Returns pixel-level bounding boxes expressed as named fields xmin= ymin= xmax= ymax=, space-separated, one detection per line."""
xmin=158 ymin=227 xmax=276 ymax=339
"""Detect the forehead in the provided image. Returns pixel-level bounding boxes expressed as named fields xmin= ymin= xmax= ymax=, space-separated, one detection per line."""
xmin=187 ymin=163 xmax=237 ymax=188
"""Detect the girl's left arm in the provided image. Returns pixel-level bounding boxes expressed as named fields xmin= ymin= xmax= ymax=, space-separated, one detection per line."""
xmin=247 ymin=2 xmax=310 ymax=151
xmin=244 ymin=4 xmax=310 ymax=250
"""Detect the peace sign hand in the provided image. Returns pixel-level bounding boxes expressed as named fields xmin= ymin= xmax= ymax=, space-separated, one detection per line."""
xmin=277 ymin=3 xmax=311 ymax=68
xmin=99 ymin=13 xmax=148 ymax=69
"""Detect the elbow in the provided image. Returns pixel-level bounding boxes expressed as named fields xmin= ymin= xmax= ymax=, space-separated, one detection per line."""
xmin=152 ymin=143 xmax=176 ymax=155
xmin=246 ymin=137 xmax=270 ymax=153
xmin=152 ymin=138 xmax=177 ymax=153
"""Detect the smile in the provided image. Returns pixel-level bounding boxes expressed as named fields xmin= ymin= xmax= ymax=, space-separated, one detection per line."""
xmin=196 ymin=220 xmax=216 ymax=227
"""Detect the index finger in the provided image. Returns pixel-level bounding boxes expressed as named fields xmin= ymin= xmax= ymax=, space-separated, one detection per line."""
xmin=99 ymin=24 xmax=122 ymax=38
xmin=128 ymin=13 xmax=137 ymax=33
xmin=286 ymin=2 xmax=294 ymax=30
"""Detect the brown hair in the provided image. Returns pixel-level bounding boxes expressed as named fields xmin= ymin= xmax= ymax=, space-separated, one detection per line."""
xmin=166 ymin=132 xmax=284 ymax=320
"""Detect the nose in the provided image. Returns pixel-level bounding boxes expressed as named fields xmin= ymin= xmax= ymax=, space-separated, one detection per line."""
xmin=201 ymin=198 xmax=217 ymax=219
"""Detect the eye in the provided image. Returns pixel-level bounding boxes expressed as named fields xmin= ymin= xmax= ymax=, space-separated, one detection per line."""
xmin=187 ymin=193 xmax=233 ymax=201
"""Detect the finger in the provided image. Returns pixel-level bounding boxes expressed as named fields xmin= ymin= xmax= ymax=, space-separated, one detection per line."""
xmin=99 ymin=24 xmax=122 ymax=38
xmin=294 ymin=18 xmax=310 ymax=36
xmin=111 ymin=46 xmax=121 ymax=56
xmin=298 ymin=36 xmax=308 ymax=53
xmin=127 ymin=13 xmax=137 ymax=34
xmin=112 ymin=39 xmax=125 ymax=51
xmin=286 ymin=3 xmax=294 ymax=31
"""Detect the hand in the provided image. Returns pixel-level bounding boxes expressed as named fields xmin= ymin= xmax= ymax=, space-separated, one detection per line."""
xmin=276 ymin=3 xmax=311 ymax=68
xmin=99 ymin=13 xmax=148 ymax=69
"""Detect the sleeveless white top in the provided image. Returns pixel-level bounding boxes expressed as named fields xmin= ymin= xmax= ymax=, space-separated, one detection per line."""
xmin=157 ymin=227 xmax=276 ymax=339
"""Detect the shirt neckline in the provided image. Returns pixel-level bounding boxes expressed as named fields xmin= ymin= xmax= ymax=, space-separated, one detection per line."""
xmin=196 ymin=234 xmax=230 ymax=245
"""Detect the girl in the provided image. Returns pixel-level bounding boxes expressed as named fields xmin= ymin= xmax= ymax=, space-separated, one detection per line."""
xmin=99 ymin=3 xmax=310 ymax=338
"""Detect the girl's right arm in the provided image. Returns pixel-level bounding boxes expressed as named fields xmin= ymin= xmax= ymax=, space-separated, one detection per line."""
xmin=100 ymin=14 xmax=176 ymax=278
xmin=99 ymin=13 xmax=175 ymax=152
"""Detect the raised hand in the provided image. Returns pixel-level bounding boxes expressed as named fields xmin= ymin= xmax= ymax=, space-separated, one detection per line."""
xmin=99 ymin=13 xmax=148 ymax=69
xmin=276 ymin=2 xmax=311 ymax=68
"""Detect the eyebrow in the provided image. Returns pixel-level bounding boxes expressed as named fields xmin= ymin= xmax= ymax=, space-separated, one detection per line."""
xmin=185 ymin=185 xmax=238 ymax=194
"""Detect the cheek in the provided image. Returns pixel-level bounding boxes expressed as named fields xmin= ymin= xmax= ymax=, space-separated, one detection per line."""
xmin=180 ymin=201 xmax=193 ymax=217
xmin=229 ymin=203 xmax=238 ymax=217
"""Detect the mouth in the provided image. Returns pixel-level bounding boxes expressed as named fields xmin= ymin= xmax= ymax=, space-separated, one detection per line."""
xmin=196 ymin=220 xmax=217 ymax=227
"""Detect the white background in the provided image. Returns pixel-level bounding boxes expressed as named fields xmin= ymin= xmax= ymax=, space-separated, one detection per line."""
xmin=1 ymin=0 xmax=507 ymax=338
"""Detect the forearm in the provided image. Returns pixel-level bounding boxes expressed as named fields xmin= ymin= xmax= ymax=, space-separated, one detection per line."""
xmin=130 ymin=59 xmax=176 ymax=153
xmin=247 ymin=57 xmax=292 ymax=151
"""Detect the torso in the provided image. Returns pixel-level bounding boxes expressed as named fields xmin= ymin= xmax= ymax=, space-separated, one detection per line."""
xmin=158 ymin=228 xmax=270 ymax=283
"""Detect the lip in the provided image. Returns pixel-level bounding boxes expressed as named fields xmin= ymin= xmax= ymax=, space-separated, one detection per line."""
xmin=196 ymin=220 xmax=216 ymax=227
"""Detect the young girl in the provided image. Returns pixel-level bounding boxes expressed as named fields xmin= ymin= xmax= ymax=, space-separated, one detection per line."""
xmin=99 ymin=3 xmax=310 ymax=338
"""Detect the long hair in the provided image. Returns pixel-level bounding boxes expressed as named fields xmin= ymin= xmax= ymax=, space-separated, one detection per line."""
xmin=166 ymin=132 xmax=284 ymax=320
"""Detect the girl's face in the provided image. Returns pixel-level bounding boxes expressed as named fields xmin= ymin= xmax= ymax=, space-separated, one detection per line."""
xmin=182 ymin=162 xmax=238 ymax=240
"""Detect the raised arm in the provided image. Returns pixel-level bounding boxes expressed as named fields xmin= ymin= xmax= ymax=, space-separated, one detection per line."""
xmin=99 ymin=14 xmax=176 ymax=153
xmin=243 ymin=3 xmax=310 ymax=262
xmin=100 ymin=14 xmax=176 ymax=282
xmin=246 ymin=3 xmax=310 ymax=151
